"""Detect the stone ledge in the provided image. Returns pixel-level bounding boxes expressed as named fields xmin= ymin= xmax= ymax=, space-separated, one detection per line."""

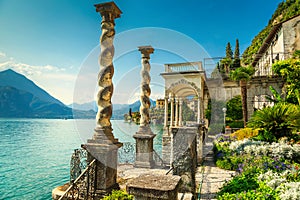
xmin=127 ymin=174 xmax=181 ymax=200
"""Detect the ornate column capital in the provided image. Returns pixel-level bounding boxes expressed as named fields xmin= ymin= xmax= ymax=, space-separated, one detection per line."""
xmin=169 ymin=95 xmax=174 ymax=101
xmin=95 ymin=2 xmax=122 ymax=22
xmin=138 ymin=46 xmax=154 ymax=59
xmin=179 ymin=98 xmax=183 ymax=105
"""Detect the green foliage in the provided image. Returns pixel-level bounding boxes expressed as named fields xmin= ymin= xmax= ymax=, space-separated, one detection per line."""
xmin=103 ymin=190 xmax=133 ymax=200
xmin=218 ymin=181 xmax=279 ymax=200
xmin=252 ymin=129 xmax=277 ymax=143
xmin=226 ymin=42 xmax=233 ymax=59
xmin=266 ymin=86 xmax=283 ymax=104
xmin=214 ymin=136 xmax=300 ymax=200
xmin=242 ymin=0 xmax=300 ymax=65
xmin=229 ymin=66 xmax=255 ymax=82
xmin=218 ymin=171 xmax=259 ymax=195
xmin=182 ymin=101 xmax=196 ymax=121
xmin=248 ymin=103 xmax=300 ymax=140
xmin=234 ymin=39 xmax=240 ymax=59
xmin=233 ymin=39 xmax=241 ymax=69
xmin=272 ymin=58 xmax=300 ymax=105
xmin=227 ymin=121 xmax=244 ymax=128
xmin=226 ymin=95 xmax=242 ymax=121
xmin=293 ymin=50 xmax=300 ymax=58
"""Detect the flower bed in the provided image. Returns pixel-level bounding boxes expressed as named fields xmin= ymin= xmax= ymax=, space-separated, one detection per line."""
xmin=214 ymin=136 xmax=300 ymax=199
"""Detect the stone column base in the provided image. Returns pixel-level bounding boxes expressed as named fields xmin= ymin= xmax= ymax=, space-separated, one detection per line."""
xmin=84 ymin=127 xmax=123 ymax=197
xmin=133 ymin=126 xmax=156 ymax=168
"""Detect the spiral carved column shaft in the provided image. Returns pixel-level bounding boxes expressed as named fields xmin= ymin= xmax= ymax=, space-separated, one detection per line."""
xmin=138 ymin=46 xmax=154 ymax=129
xmin=133 ymin=46 xmax=155 ymax=168
xmin=84 ymin=3 xmax=122 ymax=197
xmin=94 ymin=2 xmax=121 ymax=134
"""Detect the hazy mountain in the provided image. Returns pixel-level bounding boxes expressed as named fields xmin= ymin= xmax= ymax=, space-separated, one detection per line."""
xmin=0 ymin=69 xmax=63 ymax=105
xmin=68 ymin=101 xmax=128 ymax=112
xmin=112 ymin=99 xmax=156 ymax=119
xmin=0 ymin=69 xmax=95 ymax=118
xmin=69 ymin=101 xmax=97 ymax=111
xmin=69 ymin=99 xmax=156 ymax=120
xmin=0 ymin=85 xmax=73 ymax=118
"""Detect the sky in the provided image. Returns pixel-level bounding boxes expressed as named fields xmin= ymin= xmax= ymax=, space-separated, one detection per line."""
xmin=0 ymin=0 xmax=283 ymax=105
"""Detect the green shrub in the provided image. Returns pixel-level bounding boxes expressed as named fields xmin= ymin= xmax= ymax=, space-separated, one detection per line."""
xmin=252 ymin=129 xmax=277 ymax=143
xmin=216 ymin=159 xmax=233 ymax=170
xmin=227 ymin=120 xmax=244 ymax=128
xmin=218 ymin=171 xmax=259 ymax=195
xmin=218 ymin=181 xmax=279 ymax=200
xmin=103 ymin=190 xmax=133 ymax=200
xmin=248 ymin=103 xmax=300 ymax=141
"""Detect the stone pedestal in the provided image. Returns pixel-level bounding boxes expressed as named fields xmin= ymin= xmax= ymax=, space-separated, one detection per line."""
xmin=171 ymin=127 xmax=197 ymax=197
xmin=85 ymin=127 xmax=122 ymax=198
xmin=133 ymin=126 xmax=156 ymax=168
xmin=127 ymin=174 xmax=181 ymax=200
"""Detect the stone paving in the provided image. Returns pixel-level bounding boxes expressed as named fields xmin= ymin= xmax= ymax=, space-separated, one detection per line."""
xmin=196 ymin=151 xmax=235 ymax=200
xmin=196 ymin=134 xmax=235 ymax=200
xmin=117 ymin=135 xmax=235 ymax=200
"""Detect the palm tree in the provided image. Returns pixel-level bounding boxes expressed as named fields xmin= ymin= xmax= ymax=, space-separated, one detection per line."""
xmin=230 ymin=66 xmax=255 ymax=127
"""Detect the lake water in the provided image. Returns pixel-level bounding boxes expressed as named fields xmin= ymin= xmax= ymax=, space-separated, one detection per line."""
xmin=0 ymin=119 xmax=163 ymax=200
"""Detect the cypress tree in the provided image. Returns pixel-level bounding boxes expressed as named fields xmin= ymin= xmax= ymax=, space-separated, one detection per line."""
xmin=233 ymin=39 xmax=241 ymax=69
xmin=226 ymin=42 xmax=233 ymax=59
xmin=234 ymin=39 xmax=240 ymax=59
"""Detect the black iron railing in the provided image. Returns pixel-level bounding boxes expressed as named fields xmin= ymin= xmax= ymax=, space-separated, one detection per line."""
xmin=58 ymin=159 xmax=96 ymax=200
xmin=70 ymin=149 xmax=87 ymax=183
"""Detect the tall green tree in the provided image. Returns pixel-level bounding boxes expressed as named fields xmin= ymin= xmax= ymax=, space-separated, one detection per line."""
xmin=226 ymin=42 xmax=233 ymax=59
xmin=233 ymin=39 xmax=241 ymax=69
xmin=234 ymin=39 xmax=240 ymax=59
xmin=230 ymin=66 xmax=255 ymax=127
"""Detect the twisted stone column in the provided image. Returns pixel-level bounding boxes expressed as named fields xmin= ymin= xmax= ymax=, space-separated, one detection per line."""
xmin=133 ymin=46 xmax=155 ymax=168
xmin=95 ymin=2 xmax=121 ymax=134
xmin=85 ymin=2 xmax=122 ymax=197
xmin=138 ymin=46 xmax=154 ymax=132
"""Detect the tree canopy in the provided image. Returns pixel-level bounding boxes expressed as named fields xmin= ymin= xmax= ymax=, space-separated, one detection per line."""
xmin=229 ymin=66 xmax=255 ymax=82
xmin=272 ymin=55 xmax=300 ymax=105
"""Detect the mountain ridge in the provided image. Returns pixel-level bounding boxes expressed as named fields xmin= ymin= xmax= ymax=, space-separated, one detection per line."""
xmin=69 ymin=99 xmax=157 ymax=119
xmin=0 ymin=69 xmax=63 ymax=105
xmin=0 ymin=69 xmax=95 ymax=118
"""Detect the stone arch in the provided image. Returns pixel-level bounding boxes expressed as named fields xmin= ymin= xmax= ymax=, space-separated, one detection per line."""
xmin=166 ymin=79 xmax=201 ymax=97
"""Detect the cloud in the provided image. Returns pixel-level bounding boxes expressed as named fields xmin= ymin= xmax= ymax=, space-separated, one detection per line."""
xmin=0 ymin=52 xmax=6 ymax=57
